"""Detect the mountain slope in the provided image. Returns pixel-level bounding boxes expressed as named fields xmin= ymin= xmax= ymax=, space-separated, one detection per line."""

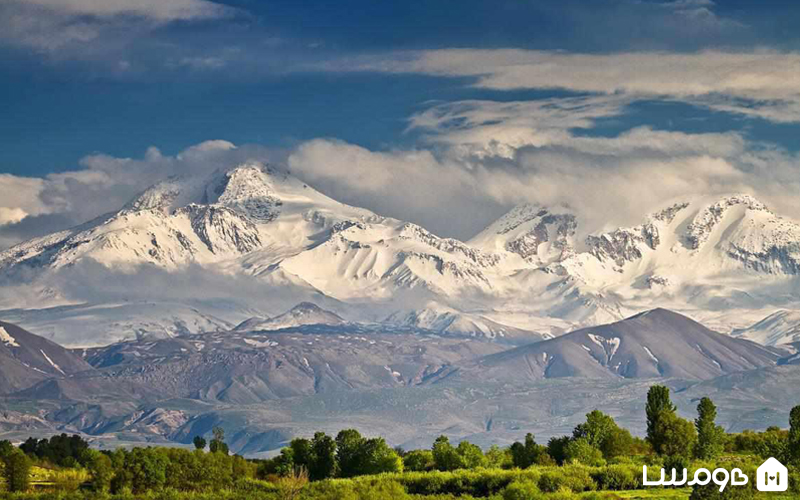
xmin=78 ymin=327 xmax=506 ymax=404
xmin=0 ymin=321 xmax=94 ymax=393
xmin=468 ymin=204 xmax=577 ymax=267
xmin=464 ymin=309 xmax=783 ymax=382
xmin=733 ymin=310 xmax=800 ymax=346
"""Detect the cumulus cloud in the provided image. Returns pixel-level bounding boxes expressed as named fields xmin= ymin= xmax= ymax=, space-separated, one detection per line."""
xmin=323 ymin=49 xmax=800 ymax=123
xmin=0 ymin=208 xmax=28 ymax=226
xmin=288 ymin=96 xmax=800 ymax=239
xmin=287 ymin=139 xmax=506 ymax=239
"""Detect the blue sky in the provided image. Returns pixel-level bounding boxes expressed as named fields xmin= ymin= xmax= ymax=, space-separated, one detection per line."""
xmin=1 ymin=0 xmax=799 ymax=245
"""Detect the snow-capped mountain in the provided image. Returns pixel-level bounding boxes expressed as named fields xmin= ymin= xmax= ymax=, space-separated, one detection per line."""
xmin=234 ymin=302 xmax=345 ymax=332
xmin=1 ymin=160 xmax=800 ymax=347
xmin=468 ymin=204 xmax=577 ymax=267
xmin=733 ymin=310 xmax=800 ymax=346
xmin=383 ymin=302 xmax=550 ymax=344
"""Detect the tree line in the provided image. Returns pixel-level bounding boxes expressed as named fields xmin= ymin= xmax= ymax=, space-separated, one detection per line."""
xmin=2 ymin=386 xmax=800 ymax=495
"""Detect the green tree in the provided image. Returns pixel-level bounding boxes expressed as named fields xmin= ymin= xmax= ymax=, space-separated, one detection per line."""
xmin=602 ymin=426 xmax=635 ymax=459
xmin=127 ymin=448 xmax=169 ymax=493
xmin=510 ymin=433 xmax=548 ymax=468
xmin=358 ymin=437 xmax=403 ymax=475
xmin=456 ymin=440 xmax=487 ymax=469
xmin=431 ymin=436 xmax=465 ymax=471
xmin=309 ymin=432 xmax=337 ymax=480
xmin=209 ymin=426 xmax=229 ymax=455
xmin=695 ymin=397 xmax=725 ymax=460
xmin=655 ymin=410 xmax=697 ymax=459
xmin=563 ymin=437 xmax=605 ymax=466
xmin=789 ymin=405 xmax=800 ymax=463
xmin=3 ymin=448 xmax=31 ymax=492
xmin=646 ymin=385 xmax=677 ymax=452
xmin=86 ymin=449 xmax=114 ymax=492
xmin=403 ymin=450 xmax=434 ymax=471
xmin=193 ymin=435 xmax=207 ymax=450
xmin=0 ymin=440 xmax=13 ymax=460
xmin=273 ymin=447 xmax=296 ymax=476
xmin=573 ymin=410 xmax=632 ymax=459
xmin=289 ymin=438 xmax=312 ymax=470
xmin=546 ymin=436 xmax=572 ymax=465
xmin=574 ymin=410 xmax=616 ymax=448
xmin=485 ymin=445 xmax=512 ymax=469
xmin=336 ymin=429 xmax=364 ymax=477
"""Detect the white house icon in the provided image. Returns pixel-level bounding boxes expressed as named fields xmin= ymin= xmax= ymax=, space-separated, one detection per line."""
xmin=757 ymin=457 xmax=788 ymax=492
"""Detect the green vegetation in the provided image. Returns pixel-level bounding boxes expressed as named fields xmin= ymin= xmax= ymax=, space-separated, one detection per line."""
xmin=0 ymin=388 xmax=799 ymax=499
xmin=694 ymin=398 xmax=724 ymax=460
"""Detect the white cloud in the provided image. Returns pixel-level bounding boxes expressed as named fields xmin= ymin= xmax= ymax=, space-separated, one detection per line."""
xmin=408 ymin=96 xmax=632 ymax=159
xmin=0 ymin=174 xmax=46 ymax=218
xmin=13 ymin=0 xmax=229 ymax=22
xmin=287 ymin=139 xmax=502 ymax=239
xmin=0 ymin=0 xmax=233 ymax=54
xmin=325 ymin=49 xmax=800 ymax=123
xmin=1 ymin=115 xmax=798 ymax=249
xmin=0 ymin=208 xmax=28 ymax=226
xmin=288 ymin=96 xmax=800 ymax=239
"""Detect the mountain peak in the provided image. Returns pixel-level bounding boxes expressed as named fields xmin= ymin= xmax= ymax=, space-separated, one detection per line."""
xmin=234 ymin=302 xmax=345 ymax=332
xmin=469 ymin=203 xmax=577 ymax=265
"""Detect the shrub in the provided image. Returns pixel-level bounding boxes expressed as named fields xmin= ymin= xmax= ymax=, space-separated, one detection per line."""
xmin=503 ymin=479 xmax=541 ymax=500
xmin=304 ymin=477 xmax=409 ymax=500
xmin=232 ymin=477 xmax=280 ymax=494
xmin=548 ymin=487 xmax=579 ymax=500
xmin=537 ymin=467 xmax=595 ymax=493
xmin=592 ymin=464 xmax=636 ymax=491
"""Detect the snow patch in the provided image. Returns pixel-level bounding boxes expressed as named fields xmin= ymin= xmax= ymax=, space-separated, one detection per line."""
xmin=243 ymin=338 xmax=278 ymax=348
xmin=0 ymin=327 xmax=19 ymax=347
xmin=383 ymin=365 xmax=402 ymax=378
xmin=40 ymin=349 xmax=65 ymax=375
xmin=695 ymin=344 xmax=722 ymax=369
xmin=607 ymin=337 xmax=621 ymax=359
xmin=642 ymin=346 xmax=659 ymax=364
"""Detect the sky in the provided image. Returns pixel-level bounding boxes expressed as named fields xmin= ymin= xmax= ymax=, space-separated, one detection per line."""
xmin=1 ymin=0 xmax=799 ymax=248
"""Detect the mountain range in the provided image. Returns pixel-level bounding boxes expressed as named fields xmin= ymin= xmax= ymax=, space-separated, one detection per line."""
xmin=1 ymin=161 xmax=800 ymax=453
xmin=0 ymin=308 xmax=797 ymax=454
xmin=0 ymin=162 xmax=799 ymax=347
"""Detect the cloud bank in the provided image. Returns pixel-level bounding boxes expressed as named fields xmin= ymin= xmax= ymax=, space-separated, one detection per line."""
xmin=322 ymin=49 xmax=800 ymax=123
